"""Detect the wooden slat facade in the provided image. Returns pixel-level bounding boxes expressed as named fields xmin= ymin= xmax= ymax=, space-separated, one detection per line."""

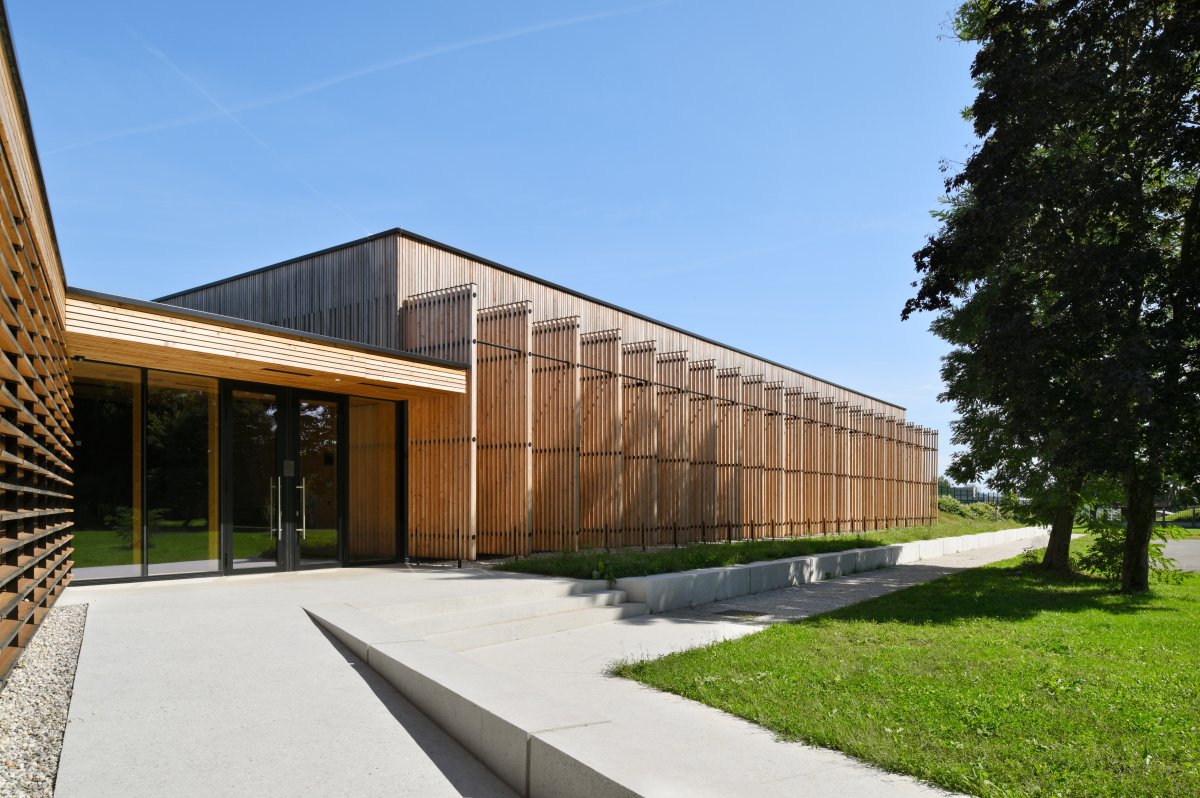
xmin=64 ymin=292 xmax=466 ymax=402
xmin=476 ymin=302 xmax=532 ymax=556
xmin=621 ymin=341 xmax=656 ymax=549
xmin=162 ymin=230 xmax=940 ymax=558
xmin=531 ymin=318 xmax=580 ymax=553
xmin=0 ymin=12 xmax=73 ymax=681
xmin=579 ymin=330 xmax=622 ymax=550
xmin=403 ymin=285 xmax=477 ymax=560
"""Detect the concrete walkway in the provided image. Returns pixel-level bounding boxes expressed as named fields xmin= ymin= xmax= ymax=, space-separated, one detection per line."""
xmin=443 ymin=535 xmax=1046 ymax=797
xmin=56 ymin=532 xmax=1045 ymax=797
xmin=1165 ymin=539 xmax=1200 ymax=572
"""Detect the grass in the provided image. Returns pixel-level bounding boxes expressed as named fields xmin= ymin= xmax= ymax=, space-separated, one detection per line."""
xmin=613 ymin=541 xmax=1200 ymax=798
xmin=495 ymin=513 xmax=1021 ymax=580
xmin=1164 ymin=508 xmax=1199 ymax=524
xmin=73 ymin=527 xmax=338 ymax=568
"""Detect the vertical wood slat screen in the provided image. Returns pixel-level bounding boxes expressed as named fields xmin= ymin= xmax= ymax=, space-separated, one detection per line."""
xmin=403 ymin=285 xmax=477 ymax=560
xmin=763 ymin=382 xmax=786 ymax=539
xmin=621 ymin=341 xmax=656 ymax=549
xmin=656 ymin=352 xmax=689 ymax=546
xmin=531 ymin=317 xmax=580 ymax=553
xmin=0 ymin=76 xmax=74 ymax=678
xmin=741 ymin=375 xmax=765 ymax=540
xmin=579 ymin=330 xmax=622 ymax=549
xmin=687 ymin=361 xmax=716 ymax=544
xmin=476 ymin=302 xmax=532 ymax=556
xmin=715 ymin=368 xmax=743 ymax=541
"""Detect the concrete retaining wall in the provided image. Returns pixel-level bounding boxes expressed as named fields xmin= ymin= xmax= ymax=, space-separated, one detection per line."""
xmin=616 ymin=526 xmax=1048 ymax=614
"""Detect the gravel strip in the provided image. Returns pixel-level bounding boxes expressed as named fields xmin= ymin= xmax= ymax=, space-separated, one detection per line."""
xmin=0 ymin=604 xmax=88 ymax=798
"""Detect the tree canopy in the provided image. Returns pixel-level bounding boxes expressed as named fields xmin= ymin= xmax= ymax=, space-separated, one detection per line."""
xmin=907 ymin=0 xmax=1200 ymax=592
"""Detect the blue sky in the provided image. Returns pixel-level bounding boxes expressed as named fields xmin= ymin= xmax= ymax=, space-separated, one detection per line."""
xmin=10 ymin=0 xmax=979 ymax=475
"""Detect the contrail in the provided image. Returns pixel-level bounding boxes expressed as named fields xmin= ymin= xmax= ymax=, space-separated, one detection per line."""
xmin=48 ymin=1 xmax=676 ymax=155
xmin=141 ymin=38 xmax=368 ymax=233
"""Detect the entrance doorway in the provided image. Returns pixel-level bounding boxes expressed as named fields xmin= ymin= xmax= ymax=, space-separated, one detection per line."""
xmin=225 ymin=385 xmax=345 ymax=572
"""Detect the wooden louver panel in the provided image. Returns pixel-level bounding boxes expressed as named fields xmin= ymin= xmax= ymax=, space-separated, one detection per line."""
xmin=0 ymin=66 xmax=74 ymax=679
xmin=531 ymin=317 xmax=580 ymax=553
xmin=621 ymin=341 xmax=656 ymax=549
xmin=476 ymin=302 xmax=532 ymax=556
xmin=404 ymin=285 xmax=477 ymax=560
xmin=579 ymin=330 xmax=621 ymax=550
xmin=656 ymin=352 xmax=689 ymax=546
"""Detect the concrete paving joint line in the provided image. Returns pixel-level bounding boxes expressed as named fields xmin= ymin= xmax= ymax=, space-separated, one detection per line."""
xmin=615 ymin=526 xmax=1049 ymax=614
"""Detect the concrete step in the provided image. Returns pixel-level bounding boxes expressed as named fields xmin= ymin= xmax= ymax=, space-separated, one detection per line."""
xmin=385 ymin=589 xmax=631 ymax=638
xmin=367 ymin=576 xmax=609 ymax=623
xmin=426 ymin=602 xmax=649 ymax=651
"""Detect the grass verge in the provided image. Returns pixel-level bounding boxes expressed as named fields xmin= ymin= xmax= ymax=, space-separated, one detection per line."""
xmin=612 ymin=544 xmax=1200 ymax=798
xmin=495 ymin=513 xmax=1021 ymax=580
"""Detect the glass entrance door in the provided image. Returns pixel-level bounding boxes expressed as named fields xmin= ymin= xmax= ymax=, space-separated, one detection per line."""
xmin=228 ymin=388 xmax=283 ymax=571
xmin=225 ymin=386 xmax=344 ymax=573
xmin=297 ymin=398 xmax=340 ymax=567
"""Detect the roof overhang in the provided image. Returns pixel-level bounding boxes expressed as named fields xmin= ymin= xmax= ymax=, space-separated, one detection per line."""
xmin=64 ymin=288 xmax=466 ymax=401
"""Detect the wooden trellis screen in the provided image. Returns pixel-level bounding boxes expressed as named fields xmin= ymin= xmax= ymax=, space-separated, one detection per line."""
xmin=409 ymin=300 xmax=938 ymax=559
xmin=657 ymin=351 xmax=689 ymax=546
xmin=0 ymin=62 xmax=75 ymax=679
xmin=715 ymin=368 xmax=743 ymax=540
xmin=688 ymin=361 xmax=716 ymax=544
xmin=475 ymin=302 xmax=532 ymax=556
xmin=579 ymin=330 xmax=622 ymax=549
xmin=531 ymin=317 xmax=580 ymax=553
xmin=741 ymin=376 xmax=765 ymax=540
xmin=621 ymin=341 xmax=656 ymax=549
xmin=403 ymin=284 xmax=477 ymax=560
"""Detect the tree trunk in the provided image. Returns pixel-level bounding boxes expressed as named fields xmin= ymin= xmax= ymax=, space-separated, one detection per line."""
xmin=1122 ymin=474 xmax=1157 ymax=593
xmin=1041 ymin=488 xmax=1078 ymax=572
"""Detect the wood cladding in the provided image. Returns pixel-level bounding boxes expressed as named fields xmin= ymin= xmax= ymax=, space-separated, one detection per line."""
xmin=579 ymin=330 xmax=622 ymax=550
xmin=348 ymin=397 xmax=397 ymax=562
xmin=531 ymin=318 xmax=580 ymax=553
xmin=476 ymin=302 xmax=532 ymax=556
xmin=404 ymin=286 xmax=477 ymax=560
xmin=0 ymin=25 xmax=73 ymax=681
xmin=65 ymin=293 xmax=465 ymax=402
xmin=163 ymin=236 xmax=400 ymax=349
xmin=162 ymin=230 xmax=939 ymax=560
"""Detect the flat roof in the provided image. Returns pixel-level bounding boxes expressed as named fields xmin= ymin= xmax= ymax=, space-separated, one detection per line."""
xmin=157 ymin=227 xmax=904 ymax=411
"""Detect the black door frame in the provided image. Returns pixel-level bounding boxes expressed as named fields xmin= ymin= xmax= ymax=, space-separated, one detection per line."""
xmin=220 ymin=381 xmax=348 ymax=575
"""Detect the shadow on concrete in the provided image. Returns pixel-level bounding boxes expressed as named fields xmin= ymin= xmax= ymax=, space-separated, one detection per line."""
xmin=311 ymin=623 xmax=517 ymax=798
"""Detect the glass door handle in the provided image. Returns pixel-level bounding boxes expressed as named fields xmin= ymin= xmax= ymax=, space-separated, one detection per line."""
xmin=269 ymin=477 xmax=277 ymax=540
xmin=277 ymin=477 xmax=283 ymax=541
xmin=297 ymin=478 xmax=306 ymax=540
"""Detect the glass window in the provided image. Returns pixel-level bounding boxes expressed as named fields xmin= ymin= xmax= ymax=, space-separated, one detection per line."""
xmin=146 ymin=371 xmax=219 ymax=575
xmin=70 ymin=361 xmax=142 ymax=580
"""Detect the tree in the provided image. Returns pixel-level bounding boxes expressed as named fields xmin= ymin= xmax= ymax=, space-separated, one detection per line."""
xmin=906 ymin=0 xmax=1200 ymax=592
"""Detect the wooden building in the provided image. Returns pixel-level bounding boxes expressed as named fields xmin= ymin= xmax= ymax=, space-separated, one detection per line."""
xmin=160 ymin=230 xmax=940 ymax=562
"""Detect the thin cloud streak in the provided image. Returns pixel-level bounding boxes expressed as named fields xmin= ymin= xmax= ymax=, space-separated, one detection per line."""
xmin=140 ymin=38 xmax=367 ymax=233
xmin=48 ymin=1 xmax=675 ymax=155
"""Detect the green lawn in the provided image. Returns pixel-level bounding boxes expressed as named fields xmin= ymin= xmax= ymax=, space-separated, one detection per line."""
xmin=73 ymin=527 xmax=337 ymax=568
xmin=613 ymin=543 xmax=1200 ymax=798
xmin=496 ymin=513 xmax=1022 ymax=580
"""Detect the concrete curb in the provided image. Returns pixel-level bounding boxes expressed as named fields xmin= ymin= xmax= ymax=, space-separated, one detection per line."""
xmin=615 ymin=526 xmax=1049 ymax=614
xmin=307 ymin=602 xmax=628 ymax=798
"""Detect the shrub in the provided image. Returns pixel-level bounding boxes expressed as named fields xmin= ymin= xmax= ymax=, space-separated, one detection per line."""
xmin=967 ymin=502 xmax=1000 ymax=520
xmin=1076 ymin=517 xmax=1182 ymax=583
xmin=938 ymin=495 xmax=968 ymax=515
